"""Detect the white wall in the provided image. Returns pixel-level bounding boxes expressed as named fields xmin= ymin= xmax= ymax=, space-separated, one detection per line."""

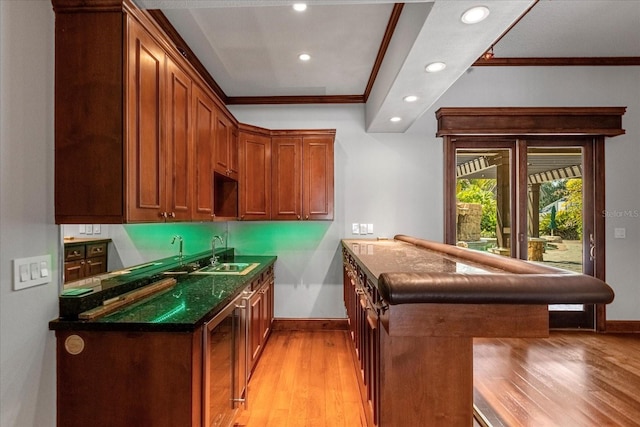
xmin=0 ymin=1 xmax=57 ymax=426
xmin=229 ymin=104 xmax=441 ymax=318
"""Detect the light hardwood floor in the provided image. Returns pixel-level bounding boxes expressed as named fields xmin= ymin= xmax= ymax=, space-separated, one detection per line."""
xmin=473 ymin=332 xmax=640 ymax=427
xmin=236 ymin=330 xmax=368 ymax=427
xmin=239 ymin=329 xmax=639 ymax=427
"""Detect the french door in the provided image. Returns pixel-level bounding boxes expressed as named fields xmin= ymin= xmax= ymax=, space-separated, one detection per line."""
xmin=446 ymin=137 xmax=604 ymax=329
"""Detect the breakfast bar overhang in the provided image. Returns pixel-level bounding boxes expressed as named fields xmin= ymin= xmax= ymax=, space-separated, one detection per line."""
xmin=342 ymin=235 xmax=614 ymax=427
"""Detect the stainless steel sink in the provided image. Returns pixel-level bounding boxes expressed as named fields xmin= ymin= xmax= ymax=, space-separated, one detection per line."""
xmin=193 ymin=262 xmax=259 ymax=276
xmin=161 ymin=263 xmax=201 ymax=275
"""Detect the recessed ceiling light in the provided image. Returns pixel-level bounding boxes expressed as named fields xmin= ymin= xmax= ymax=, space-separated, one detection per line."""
xmin=298 ymin=53 xmax=311 ymax=61
xmin=390 ymin=117 xmax=402 ymax=123
xmin=425 ymin=62 xmax=446 ymax=73
xmin=293 ymin=3 xmax=307 ymax=12
xmin=403 ymin=95 xmax=418 ymax=103
xmin=461 ymin=6 xmax=490 ymax=24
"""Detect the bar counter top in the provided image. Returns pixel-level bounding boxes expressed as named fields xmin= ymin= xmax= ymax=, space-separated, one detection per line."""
xmin=342 ymin=236 xmax=614 ymax=306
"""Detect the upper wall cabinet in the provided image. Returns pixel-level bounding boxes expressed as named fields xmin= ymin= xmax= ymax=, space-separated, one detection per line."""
xmin=191 ymin=84 xmax=217 ymax=221
xmin=51 ymin=0 xmax=333 ymax=224
xmin=126 ymin=22 xmax=193 ymax=222
xmin=53 ymin=1 xmax=126 ymax=224
xmin=239 ymin=125 xmax=272 ymax=221
xmin=272 ymin=131 xmax=335 ymax=221
xmin=215 ymin=113 xmax=240 ymax=181
xmin=52 ymin=1 xmax=216 ymax=223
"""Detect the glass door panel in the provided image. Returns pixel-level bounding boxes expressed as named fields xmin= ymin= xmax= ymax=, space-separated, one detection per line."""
xmin=455 ymin=148 xmax=512 ymax=257
xmin=448 ymin=136 xmax=601 ymax=330
xmin=526 ymin=146 xmax=585 ymax=312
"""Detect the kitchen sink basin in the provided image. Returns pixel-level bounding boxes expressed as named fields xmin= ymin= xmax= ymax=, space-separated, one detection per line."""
xmin=162 ymin=263 xmax=201 ymax=275
xmin=193 ymin=262 xmax=259 ymax=276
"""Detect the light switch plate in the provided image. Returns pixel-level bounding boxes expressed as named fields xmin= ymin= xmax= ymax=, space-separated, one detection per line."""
xmin=360 ymin=224 xmax=368 ymax=234
xmin=13 ymin=254 xmax=52 ymax=290
xmin=367 ymin=224 xmax=373 ymax=234
xmin=352 ymin=223 xmax=360 ymax=234
xmin=614 ymin=227 xmax=626 ymax=239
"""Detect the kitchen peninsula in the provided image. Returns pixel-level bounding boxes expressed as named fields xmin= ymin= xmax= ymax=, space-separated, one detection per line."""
xmin=342 ymin=235 xmax=614 ymax=427
xmin=49 ymin=251 xmax=276 ymax=427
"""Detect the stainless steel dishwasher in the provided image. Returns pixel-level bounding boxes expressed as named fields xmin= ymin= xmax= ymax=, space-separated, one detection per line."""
xmin=203 ymin=289 xmax=251 ymax=427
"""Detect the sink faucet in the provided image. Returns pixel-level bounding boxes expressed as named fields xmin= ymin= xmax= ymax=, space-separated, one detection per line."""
xmin=171 ymin=235 xmax=184 ymax=264
xmin=211 ymin=235 xmax=224 ymax=266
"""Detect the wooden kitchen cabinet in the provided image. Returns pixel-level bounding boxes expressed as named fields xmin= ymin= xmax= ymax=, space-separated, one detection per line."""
xmin=54 ymin=329 xmax=203 ymax=427
xmin=239 ymin=126 xmax=272 ymax=221
xmin=63 ymin=239 xmax=110 ymax=283
xmin=272 ymin=131 xmax=335 ymax=220
xmin=215 ymin=112 xmax=239 ymax=181
xmin=343 ymin=249 xmax=380 ymax=425
xmin=126 ymin=19 xmax=193 ymax=222
xmin=192 ymin=84 xmax=217 ymax=221
xmin=249 ymin=267 xmax=274 ymax=371
xmin=52 ymin=0 xmax=333 ymax=224
xmin=53 ymin=1 xmax=206 ymax=224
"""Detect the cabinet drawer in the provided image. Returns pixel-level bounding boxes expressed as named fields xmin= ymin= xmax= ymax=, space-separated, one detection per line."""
xmin=64 ymin=246 xmax=85 ymax=262
xmin=64 ymin=260 xmax=85 ymax=282
xmin=86 ymin=243 xmax=107 ymax=258
xmin=85 ymin=255 xmax=107 ymax=276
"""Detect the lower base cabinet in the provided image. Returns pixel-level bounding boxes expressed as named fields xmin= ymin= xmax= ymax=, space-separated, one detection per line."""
xmin=344 ymin=250 xmax=380 ymax=426
xmin=54 ymin=272 xmax=275 ymax=427
xmin=55 ymin=329 xmax=203 ymax=427
xmin=249 ymin=267 xmax=275 ymax=371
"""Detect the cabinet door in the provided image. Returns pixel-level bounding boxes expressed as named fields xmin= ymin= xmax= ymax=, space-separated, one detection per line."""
xmin=303 ymin=136 xmax=334 ymax=220
xmin=192 ymin=85 xmax=216 ymax=221
xmin=272 ymin=136 xmax=302 ymax=220
xmin=239 ymin=132 xmax=271 ymax=220
xmin=85 ymin=256 xmax=107 ymax=276
xmin=215 ymin=113 xmax=238 ymax=180
xmin=262 ymin=278 xmax=274 ymax=341
xmin=164 ymin=58 xmax=192 ymax=221
xmin=229 ymin=126 xmax=240 ymax=180
xmin=64 ymin=261 xmax=85 ymax=283
xmin=249 ymin=290 xmax=263 ymax=368
xmin=126 ymin=19 xmax=166 ymax=222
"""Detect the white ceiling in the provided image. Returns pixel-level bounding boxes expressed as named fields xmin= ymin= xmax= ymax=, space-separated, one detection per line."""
xmin=135 ymin=0 xmax=640 ymax=132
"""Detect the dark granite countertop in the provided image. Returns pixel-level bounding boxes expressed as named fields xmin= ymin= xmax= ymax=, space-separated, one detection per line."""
xmin=49 ymin=255 xmax=276 ymax=333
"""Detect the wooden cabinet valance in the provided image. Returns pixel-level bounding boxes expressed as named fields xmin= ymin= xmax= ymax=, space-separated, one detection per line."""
xmin=436 ymin=107 xmax=626 ymax=137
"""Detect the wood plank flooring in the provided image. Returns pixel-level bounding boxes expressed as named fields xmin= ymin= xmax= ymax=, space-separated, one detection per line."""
xmin=473 ymin=332 xmax=640 ymax=427
xmin=238 ymin=329 xmax=639 ymax=427
xmin=236 ymin=330 xmax=368 ymax=427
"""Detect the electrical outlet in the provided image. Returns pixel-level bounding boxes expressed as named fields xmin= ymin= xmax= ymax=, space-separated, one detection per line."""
xmin=614 ymin=228 xmax=626 ymax=239
xmin=352 ymin=223 xmax=360 ymax=234
xmin=85 ymin=224 xmax=93 ymax=235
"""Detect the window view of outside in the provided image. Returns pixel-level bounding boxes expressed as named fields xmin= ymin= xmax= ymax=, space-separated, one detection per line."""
xmin=455 ymin=147 xmax=583 ymax=274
